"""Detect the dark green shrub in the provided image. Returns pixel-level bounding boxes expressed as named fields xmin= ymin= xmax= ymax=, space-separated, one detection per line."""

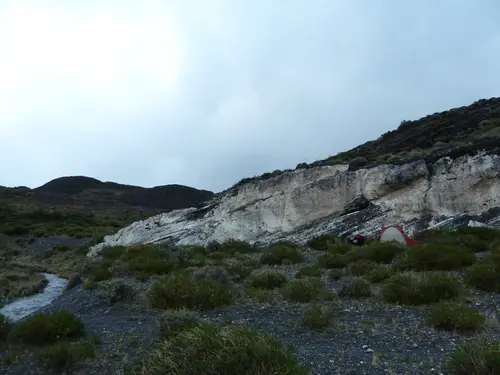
xmin=281 ymin=277 xmax=331 ymax=303
xmin=345 ymin=242 xmax=404 ymax=264
xmin=260 ymin=243 xmax=304 ymax=265
xmin=217 ymin=239 xmax=256 ymax=255
xmin=317 ymin=253 xmax=346 ymax=269
xmin=464 ymin=259 xmax=500 ymax=292
xmin=307 ymin=235 xmax=339 ymax=250
xmin=65 ymin=273 xmax=82 ymax=291
xmin=426 ymin=301 xmax=485 ymax=332
xmin=326 ymin=243 xmax=353 ymax=255
xmin=300 ymin=304 xmax=334 ymax=330
xmin=380 ymin=272 xmax=461 ymax=305
xmin=405 ymin=244 xmax=476 ymax=271
xmin=367 ymin=266 xmax=397 ymax=283
xmin=457 ymin=227 xmax=500 ymax=243
xmin=149 ymin=272 xmax=233 ymax=310
xmin=346 ymin=260 xmax=377 ymax=276
xmin=295 ymin=266 xmax=323 ymax=278
xmin=192 ymin=265 xmax=232 ymax=287
xmin=446 ymin=340 xmax=500 ymax=375
xmin=10 ymin=311 xmax=85 ymax=346
xmin=245 ymin=270 xmax=287 ymax=290
xmin=337 ymin=277 xmax=372 ymax=298
xmin=140 ymin=323 xmax=309 ymax=375
xmin=159 ymin=309 xmax=202 ymax=338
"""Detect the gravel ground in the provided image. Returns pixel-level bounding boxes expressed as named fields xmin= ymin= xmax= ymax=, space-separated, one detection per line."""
xmin=201 ymin=293 xmax=500 ymax=375
xmin=3 ymin=247 xmax=500 ymax=375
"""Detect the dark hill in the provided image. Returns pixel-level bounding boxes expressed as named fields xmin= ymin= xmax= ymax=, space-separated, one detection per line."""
xmin=33 ymin=176 xmax=214 ymax=211
xmin=233 ymin=97 xmax=500 ymax=188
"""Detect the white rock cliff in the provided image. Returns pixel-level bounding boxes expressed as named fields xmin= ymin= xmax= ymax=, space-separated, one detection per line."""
xmin=87 ymin=152 xmax=500 ymax=257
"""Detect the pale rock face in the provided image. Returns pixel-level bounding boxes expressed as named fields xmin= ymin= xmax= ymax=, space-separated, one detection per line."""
xmin=87 ymin=152 xmax=500 ymax=258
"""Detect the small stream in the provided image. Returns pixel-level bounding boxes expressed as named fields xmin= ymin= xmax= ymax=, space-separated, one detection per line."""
xmin=0 ymin=273 xmax=68 ymax=322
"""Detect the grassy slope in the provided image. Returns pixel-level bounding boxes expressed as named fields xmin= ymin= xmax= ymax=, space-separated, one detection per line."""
xmin=233 ymin=96 xmax=500 ymax=188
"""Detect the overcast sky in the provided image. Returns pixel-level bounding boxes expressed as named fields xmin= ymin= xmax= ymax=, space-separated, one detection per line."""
xmin=1 ymin=0 xmax=499 ymax=192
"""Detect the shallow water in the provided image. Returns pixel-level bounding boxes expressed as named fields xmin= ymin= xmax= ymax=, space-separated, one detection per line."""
xmin=0 ymin=273 xmax=68 ymax=322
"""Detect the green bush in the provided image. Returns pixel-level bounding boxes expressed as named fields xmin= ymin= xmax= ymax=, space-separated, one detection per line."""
xmin=337 ymin=277 xmax=372 ymax=298
xmin=149 ymin=272 xmax=233 ymax=310
xmin=465 ymin=258 xmax=500 ymax=292
xmin=281 ymin=277 xmax=332 ymax=303
xmin=344 ymin=242 xmax=403 ymax=264
xmin=140 ymin=323 xmax=309 ymax=375
xmin=325 ymin=243 xmax=353 ymax=255
xmin=446 ymin=340 xmax=500 ymax=375
xmin=159 ymin=309 xmax=202 ymax=338
xmin=36 ymin=338 xmax=98 ymax=372
xmin=300 ymin=304 xmax=334 ymax=330
xmin=317 ymin=253 xmax=347 ymax=269
xmin=222 ymin=261 xmax=254 ymax=281
xmin=367 ymin=265 xmax=397 ymax=283
xmin=425 ymin=301 xmax=485 ymax=332
xmin=192 ymin=265 xmax=232 ymax=287
xmin=10 ymin=311 xmax=85 ymax=346
xmin=245 ymin=270 xmax=288 ymax=290
xmin=295 ymin=266 xmax=323 ymax=278
xmin=307 ymin=235 xmax=339 ymax=250
xmin=346 ymin=260 xmax=378 ymax=276
xmin=380 ymin=272 xmax=461 ymax=305
xmin=405 ymin=244 xmax=476 ymax=271
xmin=259 ymin=243 xmax=304 ymax=265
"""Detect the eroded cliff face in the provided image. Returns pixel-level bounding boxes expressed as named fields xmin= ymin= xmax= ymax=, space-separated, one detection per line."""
xmin=87 ymin=152 xmax=500 ymax=257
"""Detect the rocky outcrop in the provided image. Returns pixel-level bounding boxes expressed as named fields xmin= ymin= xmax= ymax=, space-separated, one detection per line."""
xmin=88 ymin=152 xmax=500 ymax=257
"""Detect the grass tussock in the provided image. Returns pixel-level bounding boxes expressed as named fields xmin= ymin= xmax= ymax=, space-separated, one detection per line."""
xmin=300 ymin=304 xmax=335 ymax=330
xmin=295 ymin=265 xmax=323 ymax=279
xmin=36 ymin=337 xmax=98 ymax=372
xmin=346 ymin=260 xmax=378 ymax=276
xmin=337 ymin=277 xmax=372 ymax=298
xmin=149 ymin=271 xmax=234 ymax=310
xmin=281 ymin=277 xmax=333 ymax=303
xmin=464 ymin=255 xmax=500 ymax=292
xmin=159 ymin=309 xmax=202 ymax=338
xmin=380 ymin=271 xmax=461 ymax=305
xmin=245 ymin=270 xmax=288 ymax=290
xmin=9 ymin=311 xmax=85 ymax=346
xmin=140 ymin=323 xmax=309 ymax=375
xmin=425 ymin=301 xmax=485 ymax=333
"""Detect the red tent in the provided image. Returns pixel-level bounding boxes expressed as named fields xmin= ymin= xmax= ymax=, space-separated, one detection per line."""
xmin=377 ymin=225 xmax=420 ymax=246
